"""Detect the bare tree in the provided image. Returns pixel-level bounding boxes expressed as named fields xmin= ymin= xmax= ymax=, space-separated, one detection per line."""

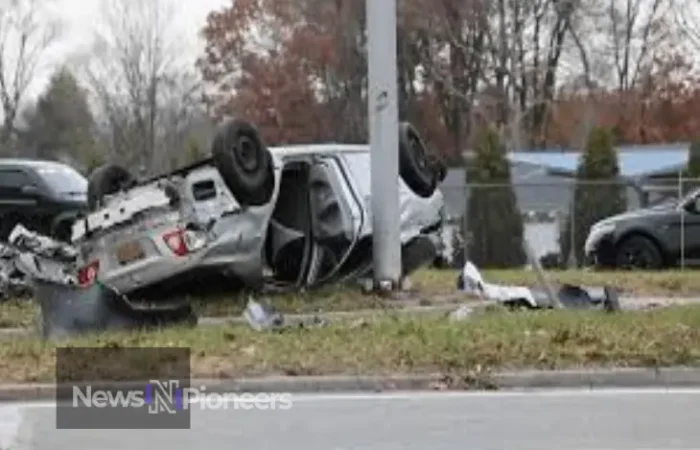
xmin=671 ymin=0 xmax=700 ymax=54
xmin=405 ymin=0 xmax=491 ymax=154
xmin=0 ymin=0 xmax=60 ymax=151
xmin=606 ymin=0 xmax=670 ymax=92
xmin=83 ymin=0 xmax=202 ymax=174
xmin=477 ymin=0 xmax=581 ymax=148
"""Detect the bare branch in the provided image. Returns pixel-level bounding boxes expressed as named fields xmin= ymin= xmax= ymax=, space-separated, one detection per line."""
xmin=82 ymin=0 xmax=203 ymax=173
xmin=0 ymin=0 xmax=60 ymax=151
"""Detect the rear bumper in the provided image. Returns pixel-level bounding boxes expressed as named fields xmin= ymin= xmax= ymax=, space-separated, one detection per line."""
xmin=100 ymin=242 xmax=265 ymax=296
xmin=99 ymin=250 xmax=206 ymax=294
xmin=97 ymin=224 xmax=266 ymax=295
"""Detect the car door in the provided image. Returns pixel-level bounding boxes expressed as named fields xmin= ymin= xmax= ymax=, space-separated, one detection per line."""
xmin=0 ymin=168 xmax=40 ymax=239
xmin=677 ymin=196 xmax=700 ymax=264
xmin=305 ymin=155 xmax=364 ymax=284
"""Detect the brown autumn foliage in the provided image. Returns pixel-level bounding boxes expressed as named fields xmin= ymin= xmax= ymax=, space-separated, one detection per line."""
xmin=549 ymin=55 xmax=700 ymax=147
xmin=197 ymin=0 xmax=700 ymax=159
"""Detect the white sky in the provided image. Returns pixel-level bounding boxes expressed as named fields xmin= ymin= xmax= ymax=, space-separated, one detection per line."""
xmin=30 ymin=0 xmax=231 ymax=98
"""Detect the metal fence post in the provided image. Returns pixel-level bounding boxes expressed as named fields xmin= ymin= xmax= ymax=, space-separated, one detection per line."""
xmin=567 ymin=187 xmax=576 ymax=269
xmin=462 ymin=183 xmax=468 ymax=264
xmin=679 ymin=171 xmax=685 ymax=270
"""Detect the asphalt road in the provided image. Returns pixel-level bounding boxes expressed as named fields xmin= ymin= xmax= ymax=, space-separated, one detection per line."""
xmin=1 ymin=389 xmax=699 ymax=449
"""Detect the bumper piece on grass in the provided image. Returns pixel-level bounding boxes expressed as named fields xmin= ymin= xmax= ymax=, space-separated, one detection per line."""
xmin=456 ymin=261 xmax=621 ymax=312
xmin=5 ymin=223 xmax=197 ymax=339
xmin=34 ymin=280 xmax=197 ymax=340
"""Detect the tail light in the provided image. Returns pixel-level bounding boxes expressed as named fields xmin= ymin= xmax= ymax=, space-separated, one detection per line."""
xmin=77 ymin=260 xmax=100 ymax=286
xmin=163 ymin=229 xmax=188 ymax=256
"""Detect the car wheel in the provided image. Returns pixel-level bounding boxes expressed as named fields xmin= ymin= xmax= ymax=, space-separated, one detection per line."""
xmin=87 ymin=164 xmax=137 ymax=211
xmin=211 ymin=119 xmax=274 ymax=206
xmin=399 ymin=122 xmax=438 ymax=198
xmin=49 ymin=213 xmax=76 ymax=243
xmin=614 ymin=235 xmax=663 ymax=270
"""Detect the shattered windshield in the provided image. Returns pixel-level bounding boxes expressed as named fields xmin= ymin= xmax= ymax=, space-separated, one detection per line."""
xmin=38 ymin=165 xmax=88 ymax=195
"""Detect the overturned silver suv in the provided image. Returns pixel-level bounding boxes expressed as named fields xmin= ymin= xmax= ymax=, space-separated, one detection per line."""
xmin=65 ymin=119 xmax=445 ymax=304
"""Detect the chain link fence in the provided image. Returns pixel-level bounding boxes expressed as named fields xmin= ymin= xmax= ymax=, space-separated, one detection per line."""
xmin=438 ymin=175 xmax=700 ymax=270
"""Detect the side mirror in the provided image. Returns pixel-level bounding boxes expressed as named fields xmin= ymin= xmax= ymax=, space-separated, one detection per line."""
xmin=20 ymin=184 xmax=40 ymax=196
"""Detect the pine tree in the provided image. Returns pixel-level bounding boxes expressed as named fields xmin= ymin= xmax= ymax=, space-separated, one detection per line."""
xmin=466 ymin=125 xmax=526 ymax=267
xmin=560 ymin=126 xmax=626 ymax=266
xmin=20 ymin=67 xmax=98 ymax=166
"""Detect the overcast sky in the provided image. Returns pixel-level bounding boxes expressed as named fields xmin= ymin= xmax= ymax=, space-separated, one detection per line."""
xmin=30 ymin=0 xmax=230 ymax=98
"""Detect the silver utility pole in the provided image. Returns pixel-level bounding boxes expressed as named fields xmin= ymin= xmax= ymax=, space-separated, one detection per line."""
xmin=367 ymin=0 xmax=401 ymax=288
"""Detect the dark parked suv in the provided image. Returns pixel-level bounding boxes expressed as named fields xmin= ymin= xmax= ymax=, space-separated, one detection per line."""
xmin=0 ymin=159 xmax=87 ymax=241
xmin=584 ymin=188 xmax=700 ymax=269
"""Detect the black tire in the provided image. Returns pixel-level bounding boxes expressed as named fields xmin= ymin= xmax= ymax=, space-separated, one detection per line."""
xmin=211 ymin=119 xmax=274 ymax=206
xmin=87 ymin=164 xmax=136 ymax=211
xmin=614 ymin=235 xmax=663 ymax=269
xmin=399 ymin=122 xmax=437 ymax=197
xmin=49 ymin=213 xmax=76 ymax=243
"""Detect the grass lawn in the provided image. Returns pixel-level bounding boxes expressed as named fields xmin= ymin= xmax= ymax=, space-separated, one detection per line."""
xmin=2 ymin=304 xmax=700 ymax=383
xmin=1 ymin=268 xmax=699 ymax=329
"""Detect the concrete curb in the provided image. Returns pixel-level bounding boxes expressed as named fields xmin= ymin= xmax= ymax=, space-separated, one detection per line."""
xmin=4 ymin=367 xmax=700 ymax=402
xmin=492 ymin=367 xmax=700 ymax=389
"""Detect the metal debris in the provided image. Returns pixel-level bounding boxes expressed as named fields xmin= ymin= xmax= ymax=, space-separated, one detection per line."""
xmin=243 ymin=298 xmax=328 ymax=331
xmin=456 ymin=260 xmax=620 ymax=312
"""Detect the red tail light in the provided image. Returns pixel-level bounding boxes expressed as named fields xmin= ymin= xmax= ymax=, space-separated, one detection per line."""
xmin=163 ymin=229 xmax=188 ymax=256
xmin=78 ymin=260 xmax=100 ymax=286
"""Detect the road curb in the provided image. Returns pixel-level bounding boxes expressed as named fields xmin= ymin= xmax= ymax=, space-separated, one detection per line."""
xmin=3 ymin=367 xmax=700 ymax=402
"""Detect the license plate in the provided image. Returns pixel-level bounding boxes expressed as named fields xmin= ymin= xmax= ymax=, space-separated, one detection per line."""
xmin=116 ymin=241 xmax=145 ymax=265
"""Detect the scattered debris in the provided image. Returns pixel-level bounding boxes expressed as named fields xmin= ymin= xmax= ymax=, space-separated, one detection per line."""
xmin=456 ymin=261 xmax=621 ymax=312
xmin=243 ymin=298 xmax=328 ymax=332
xmin=0 ymin=244 xmax=31 ymax=300
xmin=448 ymin=304 xmax=476 ymax=321
xmin=243 ymin=298 xmax=284 ymax=331
xmin=9 ymin=224 xmax=77 ymax=263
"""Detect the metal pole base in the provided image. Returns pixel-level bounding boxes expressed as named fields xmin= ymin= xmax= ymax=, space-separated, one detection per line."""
xmin=359 ymin=277 xmax=412 ymax=295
